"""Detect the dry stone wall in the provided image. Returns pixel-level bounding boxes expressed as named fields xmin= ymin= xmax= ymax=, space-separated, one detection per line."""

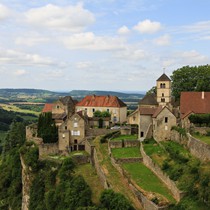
xmin=39 ymin=143 xmax=59 ymax=157
xmin=187 ymin=134 xmax=210 ymax=161
xmin=140 ymin=144 xmax=184 ymax=202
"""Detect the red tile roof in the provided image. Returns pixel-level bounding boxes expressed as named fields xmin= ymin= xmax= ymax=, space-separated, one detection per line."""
xmin=180 ymin=92 xmax=210 ymax=118
xmin=76 ymin=95 xmax=127 ymax=108
xmin=42 ymin=103 xmax=53 ymax=113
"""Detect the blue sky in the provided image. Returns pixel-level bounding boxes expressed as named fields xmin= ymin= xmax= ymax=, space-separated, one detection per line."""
xmin=0 ymin=0 xmax=210 ymax=92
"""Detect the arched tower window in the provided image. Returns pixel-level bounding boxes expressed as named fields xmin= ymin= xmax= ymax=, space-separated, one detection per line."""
xmin=162 ymin=93 xmax=164 ymax=97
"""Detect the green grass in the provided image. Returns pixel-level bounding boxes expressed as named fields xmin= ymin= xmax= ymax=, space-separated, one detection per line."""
xmin=111 ymin=147 xmax=141 ymax=158
xmin=74 ymin=163 xmax=104 ymax=205
xmin=192 ymin=133 xmax=210 ymax=145
xmin=111 ymin=134 xmax=138 ymax=141
xmin=122 ymin=162 xmax=175 ymax=203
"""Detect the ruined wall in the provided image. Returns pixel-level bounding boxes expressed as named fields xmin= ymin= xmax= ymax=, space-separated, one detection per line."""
xmin=39 ymin=143 xmax=59 ymax=157
xmin=108 ymin=140 xmax=139 ymax=148
xmin=87 ymin=128 xmax=113 ymax=137
xmin=108 ymin=140 xmax=123 ymax=148
xmin=124 ymin=140 xmax=140 ymax=147
xmin=71 ymin=155 xmax=90 ymax=164
xmin=187 ymin=134 xmax=210 ymax=161
xmin=140 ymin=145 xmax=184 ymax=202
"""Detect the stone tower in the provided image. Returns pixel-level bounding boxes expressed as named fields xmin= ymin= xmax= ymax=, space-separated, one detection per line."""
xmin=156 ymin=73 xmax=171 ymax=106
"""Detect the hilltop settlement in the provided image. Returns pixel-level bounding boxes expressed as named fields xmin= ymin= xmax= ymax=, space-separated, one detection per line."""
xmin=22 ymin=72 xmax=210 ymax=210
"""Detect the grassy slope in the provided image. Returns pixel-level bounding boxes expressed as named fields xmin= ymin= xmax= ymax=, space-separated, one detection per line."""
xmin=111 ymin=147 xmax=141 ymax=158
xmin=74 ymin=163 xmax=104 ymax=205
xmin=94 ymin=137 xmax=142 ymax=210
xmin=192 ymin=133 xmax=210 ymax=145
xmin=122 ymin=162 xmax=175 ymax=203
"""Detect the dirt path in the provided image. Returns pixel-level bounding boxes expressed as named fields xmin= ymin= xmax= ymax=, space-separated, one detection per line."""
xmin=93 ymin=137 xmax=142 ymax=210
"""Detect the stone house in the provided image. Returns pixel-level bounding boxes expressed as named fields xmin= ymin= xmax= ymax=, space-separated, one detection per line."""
xmin=180 ymin=91 xmax=210 ymax=130
xmin=128 ymin=73 xmax=177 ymax=141
xmin=58 ymin=111 xmax=88 ymax=152
xmin=76 ymin=95 xmax=127 ymax=124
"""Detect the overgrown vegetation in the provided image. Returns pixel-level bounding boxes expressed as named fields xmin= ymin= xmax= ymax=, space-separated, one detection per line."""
xmin=143 ymin=139 xmax=210 ymax=209
xmin=0 ymin=121 xmax=26 ymax=210
xmin=171 ymin=126 xmax=187 ymax=136
xmin=93 ymin=110 xmax=111 ymax=118
xmin=189 ymin=113 xmax=210 ymax=127
xmin=37 ymin=112 xmax=58 ymax=143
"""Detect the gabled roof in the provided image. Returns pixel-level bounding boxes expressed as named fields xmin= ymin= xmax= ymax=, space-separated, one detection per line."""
xmin=139 ymin=107 xmax=157 ymax=115
xmin=42 ymin=103 xmax=53 ymax=113
xmin=152 ymin=106 xmax=174 ymax=118
xmin=180 ymin=92 xmax=210 ymax=118
xmin=59 ymin=96 xmax=76 ymax=105
xmin=139 ymin=93 xmax=158 ymax=106
xmin=156 ymin=73 xmax=171 ymax=81
xmin=76 ymin=95 xmax=127 ymax=108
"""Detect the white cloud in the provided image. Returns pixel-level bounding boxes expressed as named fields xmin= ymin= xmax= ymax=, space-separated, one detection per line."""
xmin=62 ymin=32 xmax=126 ymax=51
xmin=153 ymin=34 xmax=171 ymax=46
xmin=133 ymin=19 xmax=162 ymax=34
xmin=76 ymin=61 xmax=93 ymax=69
xmin=0 ymin=4 xmax=10 ymax=20
xmin=116 ymin=48 xmax=147 ymax=61
xmin=0 ymin=49 xmax=55 ymax=66
xmin=14 ymin=69 xmax=27 ymax=76
xmin=24 ymin=3 xmax=95 ymax=32
xmin=15 ymin=36 xmax=49 ymax=46
xmin=118 ymin=25 xmax=130 ymax=35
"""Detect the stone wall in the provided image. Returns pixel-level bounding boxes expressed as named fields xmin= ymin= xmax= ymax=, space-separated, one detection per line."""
xmin=26 ymin=124 xmax=37 ymax=140
xmin=109 ymin=140 xmax=139 ymax=148
xmin=87 ymin=128 xmax=113 ymax=137
xmin=109 ymin=140 xmax=123 ymax=148
xmin=124 ymin=140 xmax=140 ymax=147
xmin=92 ymin=147 xmax=109 ymax=189
xmin=187 ymin=133 xmax=210 ymax=161
xmin=170 ymin=130 xmax=210 ymax=162
xmin=114 ymin=157 xmax=143 ymax=164
xmin=140 ymin=144 xmax=184 ymax=202
xmin=110 ymin=155 xmax=168 ymax=210
xmin=71 ymin=155 xmax=90 ymax=164
xmin=39 ymin=143 xmax=59 ymax=157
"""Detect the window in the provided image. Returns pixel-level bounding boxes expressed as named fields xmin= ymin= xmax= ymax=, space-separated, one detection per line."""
xmin=160 ymin=83 xmax=166 ymax=88
xmin=62 ymin=133 xmax=65 ymax=139
xmin=140 ymin=132 xmax=144 ymax=137
xmin=107 ymin=109 xmax=109 ymax=112
xmin=162 ymin=93 xmax=164 ymax=97
xmin=113 ymin=116 xmax=117 ymax=122
xmin=71 ymin=130 xmax=80 ymax=136
xmin=56 ymin=105 xmax=59 ymax=109
xmin=74 ymin=122 xmax=78 ymax=128
xmin=165 ymin=117 xmax=168 ymax=123
xmin=161 ymin=98 xmax=165 ymax=102
xmin=74 ymin=139 xmax=78 ymax=144
xmin=165 ymin=125 xmax=168 ymax=130
xmin=65 ymin=126 xmax=67 ymax=130
xmin=92 ymin=108 xmax=95 ymax=113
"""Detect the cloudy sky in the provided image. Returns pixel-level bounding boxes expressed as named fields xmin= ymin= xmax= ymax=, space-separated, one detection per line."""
xmin=0 ymin=0 xmax=210 ymax=92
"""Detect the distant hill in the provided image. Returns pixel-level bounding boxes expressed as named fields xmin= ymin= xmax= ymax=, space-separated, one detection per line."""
xmin=69 ymin=90 xmax=144 ymax=99
xmin=0 ymin=89 xmax=144 ymax=102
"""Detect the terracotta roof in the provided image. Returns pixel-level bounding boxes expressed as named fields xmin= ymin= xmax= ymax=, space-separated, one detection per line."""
xmin=180 ymin=92 xmax=210 ymax=118
xmin=156 ymin=73 xmax=171 ymax=81
xmin=42 ymin=103 xmax=53 ymax=113
xmin=76 ymin=95 xmax=127 ymax=108
xmin=139 ymin=93 xmax=158 ymax=106
xmin=139 ymin=107 xmax=157 ymax=115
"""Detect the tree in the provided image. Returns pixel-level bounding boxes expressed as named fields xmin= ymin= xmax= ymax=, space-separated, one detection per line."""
xmin=146 ymin=86 xmax=157 ymax=95
xmin=37 ymin=112 xmax=58 ymax=143
xmin=171 ymin=65 xmax=210 ymax=100
xmin=100 ymin=189 xmax=134 ymax=210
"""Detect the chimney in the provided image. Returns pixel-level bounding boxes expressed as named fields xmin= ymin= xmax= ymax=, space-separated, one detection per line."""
xmin=202 ymin=91 xmax=205 ymax=99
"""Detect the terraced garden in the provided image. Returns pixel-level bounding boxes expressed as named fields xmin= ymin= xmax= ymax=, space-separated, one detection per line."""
xmin=111 ymin=134 xmax=138 ymax=141
xmin=111 ymin=147 xmax=141 ymax=158
xmin=192 ymin=133 xmax=210 ymax=145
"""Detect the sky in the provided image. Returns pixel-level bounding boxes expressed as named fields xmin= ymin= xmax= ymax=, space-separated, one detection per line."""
xmin=0 ymin=0 xmax=210 ymax=92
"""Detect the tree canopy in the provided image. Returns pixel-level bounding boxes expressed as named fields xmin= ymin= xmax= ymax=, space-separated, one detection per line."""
xmin=171 ymin=65 xmax=210 ymax=100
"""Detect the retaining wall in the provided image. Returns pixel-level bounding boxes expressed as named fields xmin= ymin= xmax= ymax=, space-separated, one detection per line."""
xmin=187 ymin=134 xmax=210 ymax=161
xmin=39 ymin=143 xmax=59 ymax=157
xmin=140 ymin=144 xmax=184 ymax=202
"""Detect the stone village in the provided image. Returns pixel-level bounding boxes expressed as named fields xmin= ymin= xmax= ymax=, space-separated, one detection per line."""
xmin=26 ymin=73 xmax=210 ymax=157
xmin=25 ymin=73 xmax=210 ymax=210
